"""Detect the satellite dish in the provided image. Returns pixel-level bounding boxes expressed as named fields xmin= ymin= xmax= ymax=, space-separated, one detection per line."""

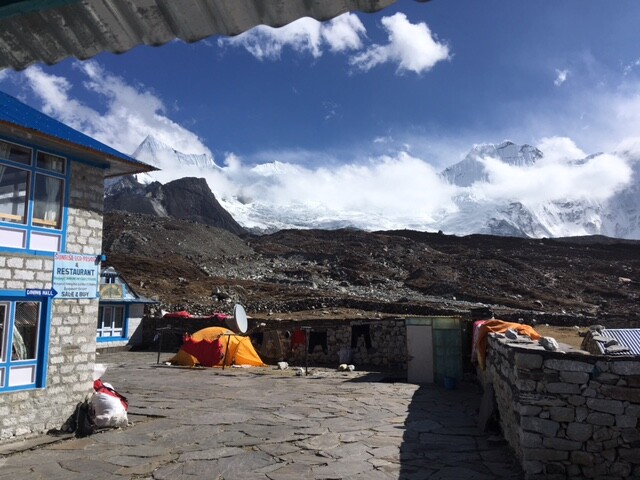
xmin=228 ymin=304 xmax=248 ymax=334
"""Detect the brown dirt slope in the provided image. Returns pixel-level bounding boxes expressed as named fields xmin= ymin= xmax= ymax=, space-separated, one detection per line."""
xmin=103 ymin=212 xmax=640 ymax=329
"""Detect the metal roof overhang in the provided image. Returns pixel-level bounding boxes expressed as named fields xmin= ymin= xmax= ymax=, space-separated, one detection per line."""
xmin=0 ymin=0 xmax=404 ymax=71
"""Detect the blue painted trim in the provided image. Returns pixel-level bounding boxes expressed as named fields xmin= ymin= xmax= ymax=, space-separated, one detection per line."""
xmin=96 ymin=303 xmax=130 ymax=341
xmin=0 ymin=246 xmax=57 ymax=257
xmin=37 ymin=296 xmax=52 ymax=388
xmin=0 ymin=134 xmax=71 ymax=254
xmin=0 ymin=291 xmax=50 ymax=393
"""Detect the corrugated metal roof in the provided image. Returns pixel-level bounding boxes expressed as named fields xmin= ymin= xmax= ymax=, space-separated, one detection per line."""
xmin=0 ymin=0 xmax=400 ymax=71
xmin=598 ymin=329 xmax=640 ymax=356
xmin=0 ymin=90 xmax=156 ymax=176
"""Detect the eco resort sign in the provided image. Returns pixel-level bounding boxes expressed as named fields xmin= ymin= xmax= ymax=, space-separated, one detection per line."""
xmin=53 ymin=253 xmax=100 ymax=299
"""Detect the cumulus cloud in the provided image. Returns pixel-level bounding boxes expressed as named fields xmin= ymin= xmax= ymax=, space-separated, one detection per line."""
xmin=473 ymin=151 xmax=631 ymax=204
xmin=218 ymin=13 xmax=365 ymax=60
xmin=349 ymin=13 xmax=450 ymax=74
xmin=218 ymin=12 xmax=449 ymax=76
xmin=554 ymin=69 xmax=569 ymax=86
xmin=536 ymin=137 xmax=586 ymax=165
xmin=209 ymin=151 xmax=458 ymax=229
xmin=21 ymin=63 xmax=211 ymax=157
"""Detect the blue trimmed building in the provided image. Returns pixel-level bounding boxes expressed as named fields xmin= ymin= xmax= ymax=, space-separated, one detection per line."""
xmin=0 ymin=91 xmax=155 ymax=441
xmin=97 ymin=266 xmax=157 ymax=349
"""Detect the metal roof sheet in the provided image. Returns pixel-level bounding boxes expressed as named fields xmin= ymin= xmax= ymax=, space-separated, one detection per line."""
xmin=598 ymin=329 xmax=640 ymax=356
xmin=0 ymin=0 xmax=399 ymax=71
xmin=0 ymin=90 xmax=156 ymax=176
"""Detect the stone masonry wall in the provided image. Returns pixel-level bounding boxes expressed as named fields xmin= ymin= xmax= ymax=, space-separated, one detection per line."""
xmin=486 ymin=336 xmax=640 ymax=479
xmin=0 ymin=162 xmax=103 ymax=442
xmin=277 ymin=320 xmax=407 ymax=368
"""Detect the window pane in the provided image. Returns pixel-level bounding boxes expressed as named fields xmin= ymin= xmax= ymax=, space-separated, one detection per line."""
xmin=37 ymin=151 xmax=66 ymax=174
xmin=0 ymin=304 xmax=6 ymax=362
xmin=12 ymin=302 xmax=40 ymax=361
xmin=33 ymin=174 xmax=63 ymax=229
xmin=0 ymin=165 xmax=29 ymax=224
xmin=97 ymin=306 xmax=104 ymax=330
xmin=114 ymin=307 xmax=124 ymax=329
xmin=0 ymin=140 xmax=31 ymax=165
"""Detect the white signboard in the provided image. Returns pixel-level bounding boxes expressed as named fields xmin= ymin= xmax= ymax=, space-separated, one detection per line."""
xmin=53 ymin=253 xmax=99 ymax=299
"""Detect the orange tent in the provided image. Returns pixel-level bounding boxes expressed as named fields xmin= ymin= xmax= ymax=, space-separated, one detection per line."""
xmin=169 ymin=327 xmax=265 ymax=367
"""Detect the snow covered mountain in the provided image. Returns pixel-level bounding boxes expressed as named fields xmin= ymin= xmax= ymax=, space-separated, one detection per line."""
xmin=132 ymin=135 xmax=219 ymax=170
xmin=106 ymin=137 xmax=640 ymax=239
xmin=441 ymin=142 xmax=543 ymax=187
xmin=436 ymin=141 xmax=640 ymax=239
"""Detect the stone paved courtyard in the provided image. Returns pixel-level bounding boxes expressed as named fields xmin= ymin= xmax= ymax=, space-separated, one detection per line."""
xmin=0 ymin=352 xmax=523 ymax=479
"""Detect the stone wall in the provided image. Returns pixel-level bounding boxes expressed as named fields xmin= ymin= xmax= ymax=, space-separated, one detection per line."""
xmin=284 ymin=320 xmax=407 ymax=368
xmin=486 ymin=336 xmax=640 ymax=479
xmin=0 ymin=162 xmax=103 ymax=442
xmin=141 ymin=316 xmax=408 ymax=369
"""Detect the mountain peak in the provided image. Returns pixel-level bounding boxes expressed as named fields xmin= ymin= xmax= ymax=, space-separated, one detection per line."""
xmin=441 ymin=141 xmax=543 ymax=187
xmin=131 ymin=135 xmax=220 ymax=170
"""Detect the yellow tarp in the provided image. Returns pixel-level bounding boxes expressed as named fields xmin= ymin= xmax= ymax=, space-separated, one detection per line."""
xmin=169 ymin=326 xmax=266 ymax=367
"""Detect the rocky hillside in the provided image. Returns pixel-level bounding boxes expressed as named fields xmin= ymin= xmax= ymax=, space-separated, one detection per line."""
xmin=103 ymin=211 xmax=640 ymax=326
xmin=106 ymin=176 xmax=245 ymax=235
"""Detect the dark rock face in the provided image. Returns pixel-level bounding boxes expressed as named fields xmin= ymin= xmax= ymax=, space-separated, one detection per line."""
xmin=105 ymin=176 xmax=245 ymax=235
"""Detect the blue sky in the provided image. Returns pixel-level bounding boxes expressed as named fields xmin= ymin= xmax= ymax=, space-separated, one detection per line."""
xmin=1 ymin=0 xmax=640 ymax=228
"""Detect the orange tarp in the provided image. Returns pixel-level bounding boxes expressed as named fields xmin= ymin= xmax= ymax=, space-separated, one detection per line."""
xmin=475 ymin=320 xmax=541 ymax=369
xmin=169 ymin=326 xmax=266 ymax=367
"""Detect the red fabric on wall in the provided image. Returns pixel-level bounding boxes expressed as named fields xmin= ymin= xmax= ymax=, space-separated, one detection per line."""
xmin=290 ymin=329 xmax=306 ymax=350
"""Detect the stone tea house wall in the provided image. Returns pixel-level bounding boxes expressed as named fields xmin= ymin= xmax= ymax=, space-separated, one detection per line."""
xmin=0 ymin=91 xmax=154 ymax=442
xmin=485 ymin=336 xmax=640 ymax=479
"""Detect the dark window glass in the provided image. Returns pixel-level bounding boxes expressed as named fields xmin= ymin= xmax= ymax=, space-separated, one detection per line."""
xmin=37 ymin=151 xmax=66 ymax=174
xmin=0 ymin=140 xmax=31 ymax=165
xmin=0 ymin=165 xmax=29 ymax=224
xmin=12 ymin=302 xmax=39 ymax=361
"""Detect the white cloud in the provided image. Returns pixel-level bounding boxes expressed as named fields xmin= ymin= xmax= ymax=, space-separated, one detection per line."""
xmin=321 ymin=13 xmax=367 ymax=53
xmin=554 ymin=69 xmax=569 ymax=86
xmin=536 ymin=136 xmax=586 ymax=165
xmin=217 ymin=13 xmax=365 ymax=61
xmin=212 ymin=151 xmax=458 ymax=225
xmin=21 ymin=63 xmax=211 ymax=157
xmin=349 ymin=13 xmax=449 ymax=74
xmin=623 ymin=58 xmax=640 ymax=76
xmin=474 ymin=151 xmax=631 ymax=204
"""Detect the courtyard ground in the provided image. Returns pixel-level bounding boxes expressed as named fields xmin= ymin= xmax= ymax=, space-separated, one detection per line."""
xmin=0 ymin=351 xmax=523 ymax=480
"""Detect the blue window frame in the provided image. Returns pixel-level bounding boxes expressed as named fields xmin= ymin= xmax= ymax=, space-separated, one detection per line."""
xmin=0 ymin=136 xmax=70 ymax=254
xmin=0 ymin=293 xmax=51 ymax=393
xmin=97 ymin=304 xmax=128 ymax=341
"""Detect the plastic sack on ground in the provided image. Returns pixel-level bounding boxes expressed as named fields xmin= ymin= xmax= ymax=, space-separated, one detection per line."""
xmin=91 ymin=379 xmax=129 ymax=428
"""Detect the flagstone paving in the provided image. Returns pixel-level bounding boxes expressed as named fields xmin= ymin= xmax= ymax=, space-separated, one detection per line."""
xmin=0 ymin=352 xmax=523 ymax=479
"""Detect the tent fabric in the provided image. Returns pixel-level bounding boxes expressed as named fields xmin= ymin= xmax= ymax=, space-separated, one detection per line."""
xmin=180 ymin=334 xmax=224 ymax=367
xmin=475 ymin=320 xmax=541 ymax=370
xmin=170 ymin=326 xmax=265 ymax=367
